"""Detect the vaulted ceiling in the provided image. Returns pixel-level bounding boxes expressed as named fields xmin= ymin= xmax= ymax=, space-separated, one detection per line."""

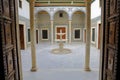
xmin=35 ymin=0 xmax=94 ymax=7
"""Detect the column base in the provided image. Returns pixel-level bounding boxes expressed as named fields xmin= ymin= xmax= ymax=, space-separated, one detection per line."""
xmin=84 ymin=67 xmax=91 ymax=71
xmin=31 ymin=67 xmax=37 ymax=72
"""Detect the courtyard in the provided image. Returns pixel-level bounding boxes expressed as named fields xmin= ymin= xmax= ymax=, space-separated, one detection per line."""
xmin=21 ymin=42 xmax=100 ymax=80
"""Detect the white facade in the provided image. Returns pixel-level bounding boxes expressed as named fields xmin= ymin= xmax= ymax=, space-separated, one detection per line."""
xmin=91 ymin=0 xmax=101 ymax=19
xmin=18 ymin=0 xmax=30 ymax=50
xmin=35 ymin=7 xmax=85 ymax=43
xmin=17 ymin=0 xmax=101 ymax=50
xmin=18 ymin=0 xmax=30 ymax=19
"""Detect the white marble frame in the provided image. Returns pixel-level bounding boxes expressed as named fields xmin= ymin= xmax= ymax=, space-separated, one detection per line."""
xmin=91 ymin=27 xmax=96 ymax=44
xmin=55 ymin=25 xmax=68 ymax=42
xmin=73 ymin=28 xmax=82 ymax=40
xmin=41 ymin=28 xmax=49 ymax=40
xmin=19 ymin=21 xmax=27 ymax=50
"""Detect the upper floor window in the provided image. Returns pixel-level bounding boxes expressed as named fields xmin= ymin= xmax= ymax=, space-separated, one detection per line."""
xmin=59 ymin=13 xmax=63 ymax=17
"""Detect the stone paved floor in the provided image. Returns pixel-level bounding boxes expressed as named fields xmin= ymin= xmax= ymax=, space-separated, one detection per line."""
xmin=21 ymin=42 xmax=100 ymax=80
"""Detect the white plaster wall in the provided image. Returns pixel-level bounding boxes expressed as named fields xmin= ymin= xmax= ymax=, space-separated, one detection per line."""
xmin=54 ymin=11 xmax=68 ymax=24
xmin=72 ymin=13 xmax=85 ymax=24
xmin=18 ymin=0 xmax=30 ymax=19
xmin=36 ymin=13 xmax=51 ymax=42
xmin=37 ymin=14 xmax=50 ymax=24
xmin=91 ymin=0 xmax=101 ymax=19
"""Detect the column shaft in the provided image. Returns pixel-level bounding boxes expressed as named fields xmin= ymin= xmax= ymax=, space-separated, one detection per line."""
xmin=85 ymin=0 xmax=91 ymax=71
xmin=69 ymin=20 xmax=72 ymax=43
xmin=30 ymin=0 xmax=37 ymax=72
xmin=51 ymin=20 xmax=54 ymax=44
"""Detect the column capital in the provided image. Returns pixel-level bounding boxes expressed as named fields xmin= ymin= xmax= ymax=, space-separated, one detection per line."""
xmin=50 ymin=16 xmax=54 ymax=21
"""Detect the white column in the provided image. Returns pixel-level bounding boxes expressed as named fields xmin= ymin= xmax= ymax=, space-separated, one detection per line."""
xmin=84 ymin=0 xmax=91 ymax=71
xmin=30 ymin=0 xmax=37 ymax=72
xmin=51 ymin=20 xmax=54 ymax=44
xmin=69 ymin=20 xmax=72 ymax=43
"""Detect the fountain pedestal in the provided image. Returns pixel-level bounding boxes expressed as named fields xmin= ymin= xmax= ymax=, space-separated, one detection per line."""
xmin=51 ymin=30 xmax=71 ymax=54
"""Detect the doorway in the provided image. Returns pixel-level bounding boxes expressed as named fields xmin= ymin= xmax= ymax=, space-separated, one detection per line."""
xmin=19 ymin=24 xmax=25 ymax=50
xmin=55 ymin=26 xmax=67 ymax=42
xmin=98 ymin=23 xmax=101 ymax=49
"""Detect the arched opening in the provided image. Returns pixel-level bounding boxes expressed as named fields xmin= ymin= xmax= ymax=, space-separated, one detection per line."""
xmin=1 ymin=0 xmax=120 ymax=80
xmin=54 ymin=11 xmax=69 ymax=42
xmin=72 ymin=11 xmax=85 ymax=42
xmin=36 ymin=11 xmax=50 ymax=43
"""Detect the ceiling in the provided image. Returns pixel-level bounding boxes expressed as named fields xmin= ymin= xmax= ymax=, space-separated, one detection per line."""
xmin=35 ymin=0 xmax=94 ymax=7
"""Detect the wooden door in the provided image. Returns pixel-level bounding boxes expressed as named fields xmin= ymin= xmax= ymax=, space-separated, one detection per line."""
xmin=56 ymin=27 xmax=66 ymax=40
xmin=0 ymin=0 xmax=20 ymax=80
xmin=36 ymin=30 xmax=38 ymax=44
xmin=98 ymin=24 xmax=101 ymax=49
xmin=102 ymin=0 xmax=120 ymax=80
xmin=19 ymin=24 xmax=25 ymax=49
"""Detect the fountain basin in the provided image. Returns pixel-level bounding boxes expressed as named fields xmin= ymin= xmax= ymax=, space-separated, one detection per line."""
xmin=51 ymin=48 xmax=71 ymax=54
